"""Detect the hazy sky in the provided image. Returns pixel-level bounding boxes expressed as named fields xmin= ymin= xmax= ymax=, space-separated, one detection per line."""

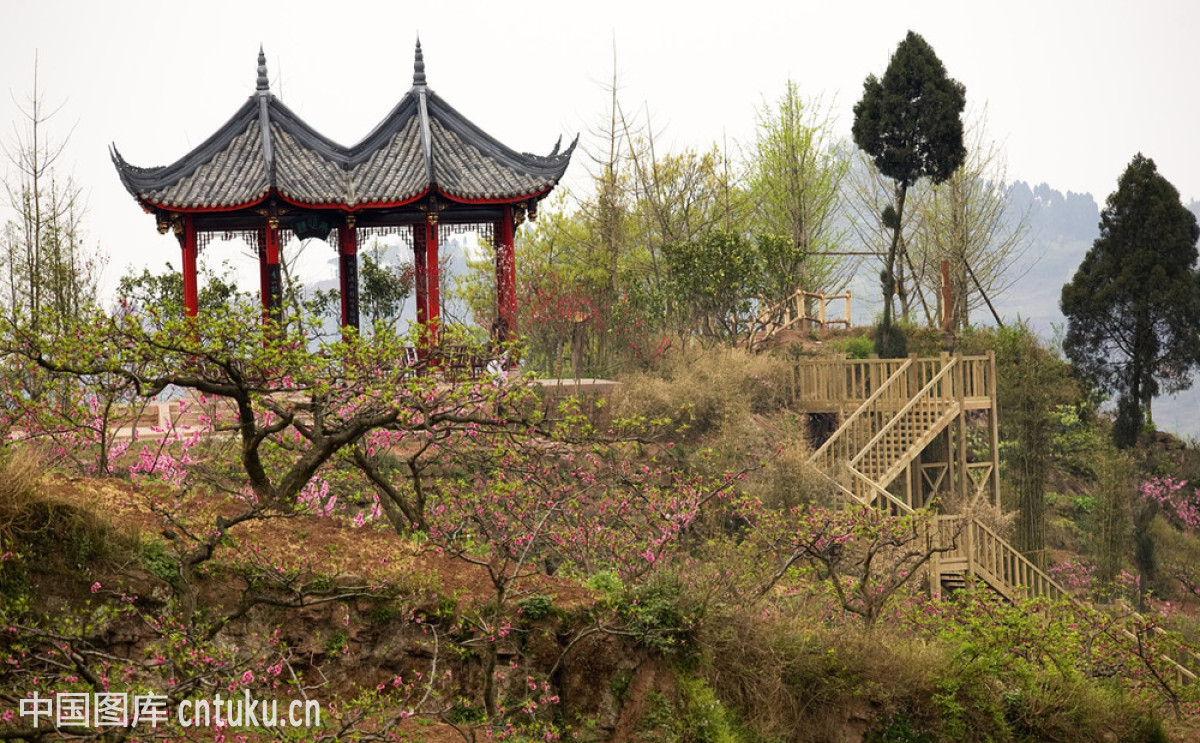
xmin=1 ymin=0 xmax=1197 ymax=299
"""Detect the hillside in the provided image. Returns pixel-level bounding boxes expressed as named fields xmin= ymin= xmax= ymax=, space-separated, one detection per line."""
xmin=4 ymin=338 xmax=1200 ymax=742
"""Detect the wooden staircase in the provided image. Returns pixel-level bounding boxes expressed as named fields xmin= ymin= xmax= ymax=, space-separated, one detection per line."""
xmin=807 ymin=356 xmax=961 ymax=514
xmin=797 ymin=352 xmax=1200 ymax=685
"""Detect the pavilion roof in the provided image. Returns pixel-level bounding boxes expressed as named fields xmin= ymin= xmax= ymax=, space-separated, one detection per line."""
xmin=111 ymin=42 xmax=576 ymax=214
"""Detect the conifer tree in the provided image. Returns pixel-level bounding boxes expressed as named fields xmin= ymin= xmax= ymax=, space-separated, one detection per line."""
xmin=1060 ymin=153 xmax=1200 ymax=448
xmin=852 ymin=31 xmax=966 ymax=355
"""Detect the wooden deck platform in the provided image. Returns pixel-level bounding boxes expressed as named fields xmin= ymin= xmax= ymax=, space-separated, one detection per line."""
xmin=790 ymin=352 xmax=996 ymax=414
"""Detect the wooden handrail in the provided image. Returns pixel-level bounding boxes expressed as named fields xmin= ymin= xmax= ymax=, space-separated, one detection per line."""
xmin=809 ymin=358 xmax=913 ymax=470
xmin=847 ymin=465 xmax=914 ymax=514
xmin=793 ymin=356 xmax=911 ymax=405
xmin=948 ymin=515 xmax=1078 ymax=606
xmin=849 ymin=358 xmax=958 ymax=480
xmin=793 ymin=354 xmax=993 ymax=407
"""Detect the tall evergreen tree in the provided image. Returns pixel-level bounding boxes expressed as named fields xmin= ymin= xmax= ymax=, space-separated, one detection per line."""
xmin=1060 ymin=153 xmax=1200 ymax=448
xmin=852 ymin=30 xmax=966 ymax=355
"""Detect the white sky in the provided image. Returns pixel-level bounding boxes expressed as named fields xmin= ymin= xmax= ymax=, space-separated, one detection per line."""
xmin=1 ymin=0 xmax=1197 ymax=300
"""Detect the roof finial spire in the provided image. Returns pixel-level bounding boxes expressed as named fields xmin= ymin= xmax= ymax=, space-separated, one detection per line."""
xmin=413 ymin=37 xmax=426 ymax=87
xmin=256 ymin=45 xmax=270 ymax=93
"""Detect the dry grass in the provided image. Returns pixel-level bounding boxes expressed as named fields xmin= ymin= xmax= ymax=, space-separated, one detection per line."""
xmin=0 ymin=446 xmax=120 ymax=597
xmin=612 ymin=346 xmax=793 ymax=441
xmin=701 ymin=609 xmax=944 ymax=743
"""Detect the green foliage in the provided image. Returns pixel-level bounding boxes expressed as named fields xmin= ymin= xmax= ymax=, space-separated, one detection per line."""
xmin=833 ymin=334 xmax=876 ymax=360
xmin=323 ymin=628 xmax=349 ymax=656
xmin=620 ymin=571 xmax=703 ymax=654
xmin=637 ymin=676 xmax=746 ymax=743
xmin=1061 ymin=153 xmax=1200 ymax=449
xmin=664 ymin=229 xmax=768 ymax=345
xmin=676 ymin=674 xmax=744 ymax=743
xmin=310 ymin=243 xmax=413 ymax=334
xmin=517 ymin=594 xmax=554 ymax=621
xmin=874 ymin=319 xmax=908 ymax=358
xmin=1091 ymin=447 xmax=1134 ymax=585
xmin=1051 ymin=402 xmax=1107 ymax=479
xmin=137 ymin=538 xmax=180 ymax=589
xmin=746 ymin=81 xmax=850 ymax=295
xmin=962 ymin=324 xmax=1078 ymax=554
xmin=116 ymin=259 xmax=244 ymax=317
xmin=866 ymin=710 xmax=934 ymax=743
xmin=590 ymin=570 xmax=702 ymax=654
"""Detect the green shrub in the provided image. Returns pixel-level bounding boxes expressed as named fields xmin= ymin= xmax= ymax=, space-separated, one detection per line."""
xmin=834 ymin=334 xmax=875 ymax=360
xmin=636 ymin=676 xmax=746 ymax=743
xmin=518 ymin=594 xmax=554 ymax=621
xmin=866 ymin=710 xmax=934 ymax=743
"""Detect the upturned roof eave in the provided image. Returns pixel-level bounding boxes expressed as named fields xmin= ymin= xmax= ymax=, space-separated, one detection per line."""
xmin=111 ymin=97 xmax=261 ymax=195
xmin=424 ymin=90 xmax=574 ymax=181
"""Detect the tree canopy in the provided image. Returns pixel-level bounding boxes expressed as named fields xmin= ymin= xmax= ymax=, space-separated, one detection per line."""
xmin=852 ymin=31 xmax=967 ymax=189
xmin=1060 ymin=153 xmax=1200 ymax=448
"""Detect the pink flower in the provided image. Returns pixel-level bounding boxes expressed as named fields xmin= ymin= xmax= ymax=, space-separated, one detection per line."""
xmin=90 ymin=582 xmax=101 ymax=593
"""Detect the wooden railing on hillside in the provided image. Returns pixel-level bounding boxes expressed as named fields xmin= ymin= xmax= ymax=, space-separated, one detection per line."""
xmin=792 ymin=353 xmax=995 ymax=411
xmin=808 ymin=358 xmax=913 ymax=474
xmin=931 ymin=514 xmax=1200 ymax=685
xmin=797 ymin=350 xmax=1198 ymax=686
xmin=932 ymin=515 xmax=1076 ymax=604
xmin=747 ymin=288 xmax=851 ymax=349
xmin=807 ymin=356 xmax=961 ymax=508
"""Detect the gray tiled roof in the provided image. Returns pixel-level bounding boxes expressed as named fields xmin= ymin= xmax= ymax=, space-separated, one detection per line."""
xmin=112 ymin=50 xmax=575 ymax=212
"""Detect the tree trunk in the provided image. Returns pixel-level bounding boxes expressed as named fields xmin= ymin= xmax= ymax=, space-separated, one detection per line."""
xmin=882 ymin=183 xmax=909 ymax=328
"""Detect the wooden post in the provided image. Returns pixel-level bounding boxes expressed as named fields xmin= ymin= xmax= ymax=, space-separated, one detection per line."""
xmin=262 ymin=217 xmax=282 ymax=319
xmin=426 ymin=214 xmax=441 ymax=346
xmin=412 ymin=222 xmax=428 ymax=357
xmin=940 ymin=259 xmax=953 ymax=331
xmin=957 ymin=357 xmax=968 ymax=505
xmin=965 ymin=518 xmax=975 ymax=577
xmin=495 ymin=205 xmax=517 ymax=351
xmin=987 ymin=350 xmax=1001 ymax=509
xmin=179 ymin=215 xmax=198 ymax=318
xmin=907 ymin=352 xmax=918 ymax=400
xmin=929 ymin=518 xmax=941 ymax=597
xmin=337 ymin=216 xmax=359 ymax=332
xmin=257 ymin=228 xmax=270 ymax=313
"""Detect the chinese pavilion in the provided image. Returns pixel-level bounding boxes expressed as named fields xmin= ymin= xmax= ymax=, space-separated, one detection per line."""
xmin=111 ymin=41 xmax=576 ymax=344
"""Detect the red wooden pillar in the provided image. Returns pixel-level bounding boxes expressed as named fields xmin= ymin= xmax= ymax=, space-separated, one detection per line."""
xmin=180 ymin=214 xmax=199 ymax=318
xmin=259 ymin=217 xmax=283 ymax=320
xmin=495 ymin=205 xmax=517 ymax=343
xmin=338 ymin=216 xmax=360 ymax=331
xmin=415 ymin=220 xmax=429 ymax=357
xmin=257 ymin=227 xmax=270 ymax=312
xmin=425 ymin=214 xmax=441 ymax=345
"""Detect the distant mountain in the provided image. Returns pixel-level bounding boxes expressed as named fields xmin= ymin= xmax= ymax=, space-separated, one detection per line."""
xmin=1002 ymin=181 xmax=1099 ymax=335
